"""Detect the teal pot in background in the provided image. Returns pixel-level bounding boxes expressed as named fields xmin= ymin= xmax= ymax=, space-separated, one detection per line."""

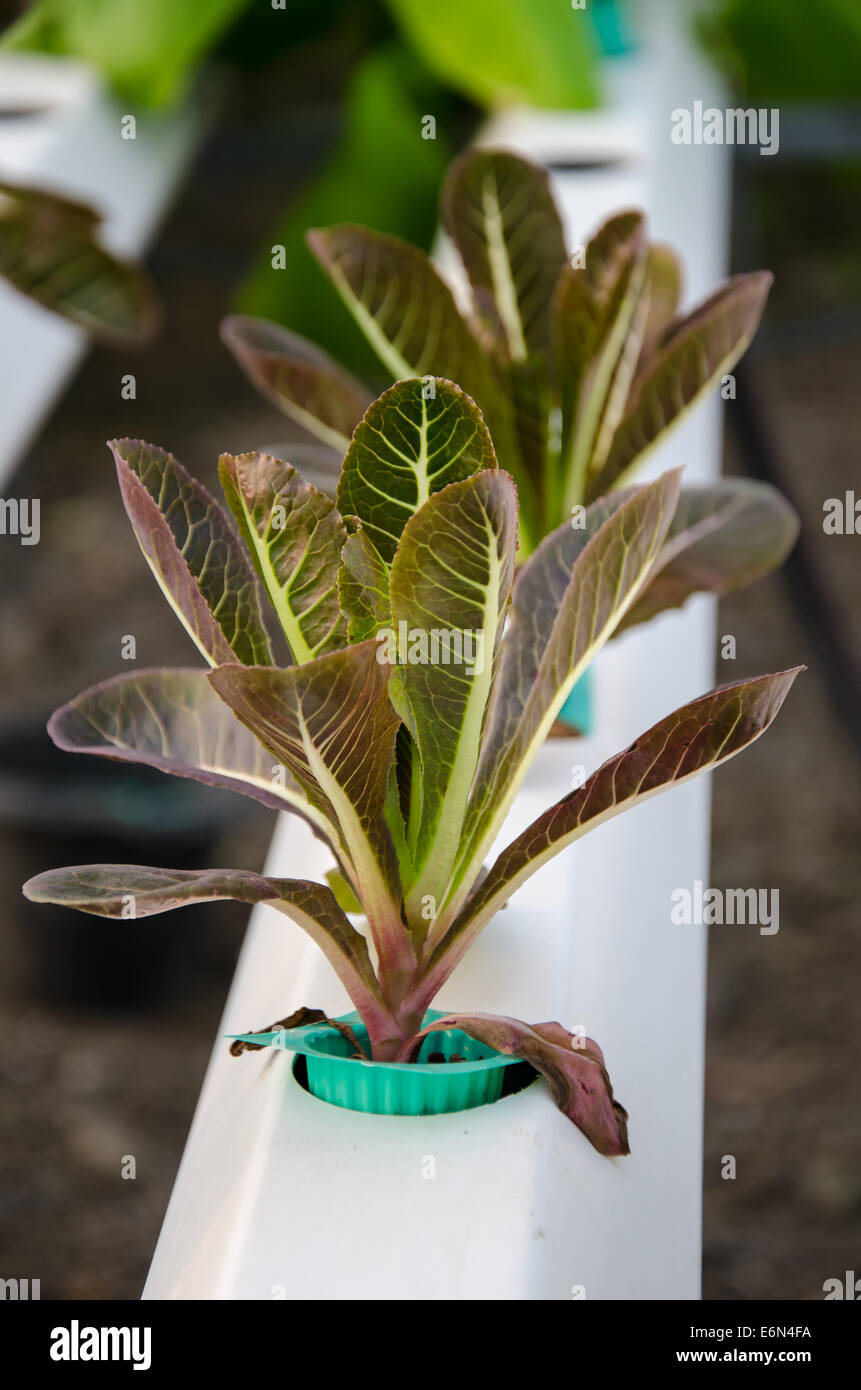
xmin=557 ymin=664 xmax=594 ymax=734
xmin=591 ymin=0 xmax=637 ymax=57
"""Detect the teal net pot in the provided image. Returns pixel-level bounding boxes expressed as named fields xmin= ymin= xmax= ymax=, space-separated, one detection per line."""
xmin=230 ymin=1010 xmax=532 ymax=1117
xmin=557 ymin=664 xmax=593 ymax=734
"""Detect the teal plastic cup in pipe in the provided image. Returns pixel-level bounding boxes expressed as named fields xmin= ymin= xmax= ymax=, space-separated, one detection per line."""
xmin=229 ymin=1010 xmax=533 ymax=1117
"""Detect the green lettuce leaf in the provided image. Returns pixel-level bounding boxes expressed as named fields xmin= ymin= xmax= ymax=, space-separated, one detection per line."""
xmin=339 ymin=522 xmax=392 ymax=643
xmin=388 ymin=470 xmax=518 ymax=917
xmin=336 ymin=376 xmax=497 ymax=565
xmin=308 ymin=226 xmax=532 ymax=536
xmin=219 ymin=450 xmax=347 ymax=662
xmin=442 ymin=148 xmax=567 ymax=361
xmin=448 ymin=470 xmax=681 ymax=921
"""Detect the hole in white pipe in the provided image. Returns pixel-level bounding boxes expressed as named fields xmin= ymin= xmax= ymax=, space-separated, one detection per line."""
xmin=0 ymin=106 xmax=56 ymax=119
xmin=549 ymin=156 xmax=633 ymax=172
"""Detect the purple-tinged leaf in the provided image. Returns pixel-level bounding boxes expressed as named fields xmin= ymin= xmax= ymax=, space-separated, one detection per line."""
xmin=447 ymin=471 xmax=681 ymax=923
xmin=422 ymin=669 xmax=802 ymax=995
xmin=229 ymin=1006 xmax=331 ymax=1056
xmin=220 ymin=315 xmax=373 ymax=453
xmin=587 ymin=270 xmax=773 ymax=501
xmin=230 ymin=1009 xmax=369 ymax=1060
xmin=402 ymin=1013 xmax=629 ymax=1156
xmin=208 ymin=644 xmax=416 ymax=995
xmin=307 ymin=224 xmax=496 ymax=403
xmin=219 ymin=451 xmax=347 ymax=662
xmin=339 ymin=522 xmax=391 ymax=643
xmin=618 ymin=479 xmax=800 ymax=634
xmin=23 ymin=865 xmax=400 ymax=1049
xmin=336 ymin=377 xmax=498 ymax=566
xmin=0 ymin=180 xmax=159 ymax=343
xmin=46 ymin=668 xmax=340 ymax=850
xmin=555 ymin=210 xmax=647 ymax=513
xmin=508 ymin=357 xmax=550 ymax=520
xmin=442 ymin=148 xmax=567 ymax=362
xmin=638 ymin=242 xmax=682 ymax=365
xmin=388 ymin=471 xmax=518 ymax=920
xmin=272 ymin=443 xmax=343 ymax=498
xmin=110 ymin=438 xmax=273 ymax=666
xmin=307 ymin=225 xmax=534 ymax=536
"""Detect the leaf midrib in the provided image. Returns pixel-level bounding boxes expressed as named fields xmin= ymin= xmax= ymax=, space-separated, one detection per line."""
xmin=235 ymin=485 xmax=315 ymax=664
xmin=481 ymin=171 xmax=527 ymax=361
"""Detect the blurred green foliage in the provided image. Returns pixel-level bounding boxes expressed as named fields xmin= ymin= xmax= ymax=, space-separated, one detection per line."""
xmin=0 ymin=0 xmax=606 ymax=367
xmin=698 ymin=0 xmax=861 ymax=101
xmin=2 ymin=0 xmax=606 ymax=110
xmin=1 ymin=0 xmax=250 ymax=106
xmin=236 ymin=43 xmax=451 ymax=379
xmin=384 ymin=0 xmax=600 ymax=109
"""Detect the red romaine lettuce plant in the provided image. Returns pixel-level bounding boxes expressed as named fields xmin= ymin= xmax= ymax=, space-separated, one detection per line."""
xmin=24 ymin=378 xmax=800 ymax=1155
xmin=222 ymin=147 xmax=777 ymax=559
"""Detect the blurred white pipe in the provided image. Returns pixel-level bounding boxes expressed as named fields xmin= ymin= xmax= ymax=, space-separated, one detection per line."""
xmin=0 ymin=55 xmax=210 ymax=490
